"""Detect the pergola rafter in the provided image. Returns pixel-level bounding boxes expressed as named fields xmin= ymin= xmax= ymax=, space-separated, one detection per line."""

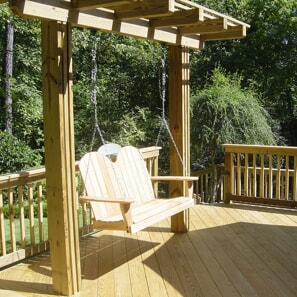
xmin=10 ymin=0 xmax=249 ymax=49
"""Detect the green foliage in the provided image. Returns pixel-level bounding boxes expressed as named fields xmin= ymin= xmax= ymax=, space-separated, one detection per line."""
xmin=2 ymin=201 xmax=47 ymax=219
xmin=191 ymin=67 xmax=276 ymax=169
xmin=191 ymin=0 xmax=297 ymax=145
xmin=72 ymin=30 xmax=165 ymax=157
xmin=0 ymin=4 xmax=43 ymax=152
xmin=0 ymin=131 xmax=42 ymax=174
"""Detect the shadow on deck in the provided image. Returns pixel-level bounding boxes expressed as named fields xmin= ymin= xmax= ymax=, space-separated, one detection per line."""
xmin=0 ymin=203 xmax=297 ymax=297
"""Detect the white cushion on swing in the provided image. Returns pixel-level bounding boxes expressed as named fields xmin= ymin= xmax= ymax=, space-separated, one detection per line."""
xmin=98 ymin=143 xmax=121 ymax=157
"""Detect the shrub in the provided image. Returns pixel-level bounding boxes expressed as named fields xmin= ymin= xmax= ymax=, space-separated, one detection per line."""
xmin=0 ymin=131 xmax=42 ymax=174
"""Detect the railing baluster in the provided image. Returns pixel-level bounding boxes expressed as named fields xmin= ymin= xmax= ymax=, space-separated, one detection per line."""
xmin=18 ymin=185 xmax=26 ymax=248
xmin=236 ymin=153 xmax=241 ymax=195
xmin=28 ymin=184 xmax=35 ymax=245
xmin=204 ymin=174 xmax=207 ymax=202
xmin=244 ymin=153 xmax=248 ymax=196
xmin=252 ymin=154 xmax=257 ymax=197
xmin=259 ymin=155 xmax=265 ymax=198
xmin=276 ymin=155 xmax=281 ymax=199
xmin=8 ymin=187 xmax=16 ymax=252
xmin=268 ymin=155 xmax=273 ymax=199
xmin=37 ymin=182 xmax=44 ymax=243
xmin=285 ymin=156 xmax=289 ymax=200
xmin=0 ymin=191 xmax=6 ymax=256
xmin=200 ymin=174 xmax=204 ymax=202
xmin=293 ymin=155 xmax=297 ymax=201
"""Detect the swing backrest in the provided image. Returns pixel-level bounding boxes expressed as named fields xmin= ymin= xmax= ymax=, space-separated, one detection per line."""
xmin=116 ymin=146 xmax=155 ymax=204
xmin=79 ymin=146 xmax=155 ymax=221
xmin=79 ymin=151 xmax=123 ymax=220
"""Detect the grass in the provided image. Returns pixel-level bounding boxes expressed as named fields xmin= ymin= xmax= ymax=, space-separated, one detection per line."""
xmin=3 ymin=217 xmax=48 ymax=254
xmin=2 ymin=206 xmax=90 ymax=255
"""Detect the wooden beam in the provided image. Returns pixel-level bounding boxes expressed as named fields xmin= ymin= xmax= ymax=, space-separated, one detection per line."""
xmin=201 ymin=25 xmax=246 ymax=41
xmin=115 ymin=0 xmax=175 ymax=20
xmin=150 ymin=8 xmax=203 ymax=28
xmin=178 ymin=17 xmax=228 ymax=35
xmin=10 ymin=0 xmax=203 ymax=49
xmin=168 ymin=45 xmax=190 ymax=233
xmin=41 ymin=21 xmax=81 ymax=296
xmin=73 ymin=0 xmax=135 ymax=11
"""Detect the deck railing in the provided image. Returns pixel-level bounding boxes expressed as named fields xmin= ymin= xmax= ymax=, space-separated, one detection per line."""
xmin=224 ymin=144 xmax=297 ymax=207
xmin=2 ymin=144 xmax=296 ymax=268
xmin=0 ymin=146 xmax=161 ymax=268
xmin=192 ymin=165 xmax=225 ymax=203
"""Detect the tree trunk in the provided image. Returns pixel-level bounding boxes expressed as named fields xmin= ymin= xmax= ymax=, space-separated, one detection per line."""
xmin=4 ymin=19 xmax=14 ymax=134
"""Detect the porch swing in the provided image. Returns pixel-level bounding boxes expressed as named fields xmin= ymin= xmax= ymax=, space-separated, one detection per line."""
xmin=78 ymin=36 xmax=197 ymax=234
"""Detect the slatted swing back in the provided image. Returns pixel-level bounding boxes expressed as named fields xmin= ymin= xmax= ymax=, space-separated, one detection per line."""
xmin=80 ymin=146 xmax=155 ymax=220
xmin=79 ymin=151 xmax=122 ymax=221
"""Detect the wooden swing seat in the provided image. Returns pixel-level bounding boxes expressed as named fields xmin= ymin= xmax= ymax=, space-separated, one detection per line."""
xmin=79 ymin=146 xmax=198 ymax=234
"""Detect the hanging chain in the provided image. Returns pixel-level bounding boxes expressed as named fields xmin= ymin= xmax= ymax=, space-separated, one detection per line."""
xmin=88 ymin=32 xmax=127 ymax=198
xmin=155 ymin=47 xmax=166 ymax=147
xmin=155 ymin=45 xmax=189 ymax=176
xmin=90 ymin=33 xmax=106 ymax=151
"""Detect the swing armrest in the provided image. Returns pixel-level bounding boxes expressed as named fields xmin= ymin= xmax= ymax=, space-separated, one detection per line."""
xmin=79 ymin=196 xmax=134 ymax=227
xmin=150 ymin=176 xmax=198 ymax=197
xmin=79 ymin=196 xmax=135 ymax=204
xmin=150 ymin=176 xmax=198 ymax=182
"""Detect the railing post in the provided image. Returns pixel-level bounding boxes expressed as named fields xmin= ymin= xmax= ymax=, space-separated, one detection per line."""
xmin=224 ymin=149 xmax=233 ymax=203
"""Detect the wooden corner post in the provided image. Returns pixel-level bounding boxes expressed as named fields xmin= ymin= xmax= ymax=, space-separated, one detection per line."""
xmin=223 ymin=146 xmax=234 ymax=203
xmin=41 ymin=21 xmax=81 ymax=295
xmin=168 ymin=45 xmax=190 ymax=233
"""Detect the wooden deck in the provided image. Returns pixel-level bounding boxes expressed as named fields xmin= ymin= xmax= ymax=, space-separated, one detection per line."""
xmin=0 ymin=203 xmax=297 ymax=297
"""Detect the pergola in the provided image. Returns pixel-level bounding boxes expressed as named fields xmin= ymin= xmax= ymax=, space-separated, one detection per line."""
xmin=5 ymin=0 xmax=249 ymax=295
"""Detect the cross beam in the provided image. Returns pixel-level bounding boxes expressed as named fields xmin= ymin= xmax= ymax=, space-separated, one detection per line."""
xmin=9 ymin=0 xmax=250 ymax=49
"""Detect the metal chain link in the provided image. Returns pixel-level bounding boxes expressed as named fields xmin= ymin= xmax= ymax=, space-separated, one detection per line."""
xmin=89 ymin=33 xmax=106 ymax=151
xmin=155 ymin=46 xmax=189 ymax=176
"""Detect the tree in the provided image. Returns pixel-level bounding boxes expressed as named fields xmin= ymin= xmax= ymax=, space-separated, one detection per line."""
xmin=72 ymin=30 xmax=165 ymax=158
xmin=3 ymin=18 xmax=13 ymax=134
xmin=191 ymin=0 xmax=297 ymax=146
xmin=0 ymin=4 xmax=43 ymax=151
xmin=191 ymin=67 xmax=276 ymax=201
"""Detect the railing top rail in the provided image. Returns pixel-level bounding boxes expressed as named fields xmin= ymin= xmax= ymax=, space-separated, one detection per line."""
xmin=139 ymin=146 xmax=162 ymax=158
xmin=223 ymin=144 xmax=297 ymax=155
xmin=0 ymin=167 xmax=46 ymax=189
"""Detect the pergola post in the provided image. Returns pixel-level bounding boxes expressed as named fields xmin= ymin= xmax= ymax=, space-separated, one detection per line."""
xmin=168 ymin=45 xmax=191 ymax=233
xmin=41 ymin=21 xmax=81 ymax=296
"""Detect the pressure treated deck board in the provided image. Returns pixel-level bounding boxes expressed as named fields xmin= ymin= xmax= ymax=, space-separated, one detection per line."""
xmin=136 ymin=227 xmax=168 ymax=297
xmin=190 ymin=206 xmax=242 ymax=297
xmin=197 ymin=205 xmax=277 ymax=297
xmin=216 ymin=206 xmax=279 ymax=296
xmin=0 ymin=203 xmax=297 ymax=297
xmin=217 ymin=204 xmax=297 ymax=297
xmin=145 ymin=220 xmax=185 ymax=297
